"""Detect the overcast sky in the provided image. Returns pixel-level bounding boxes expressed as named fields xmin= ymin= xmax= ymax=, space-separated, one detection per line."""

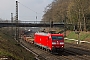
xmin=0 ymin=0 xmax=53 ymax=21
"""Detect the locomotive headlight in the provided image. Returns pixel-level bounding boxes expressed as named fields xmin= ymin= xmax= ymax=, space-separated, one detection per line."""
xmin=60 ymin=42 xmax=64 ymax=44
xmin=52 ymin=42 xmax=56 ymax=44
xmin=62 ymin=46 xmax=64 ymax=47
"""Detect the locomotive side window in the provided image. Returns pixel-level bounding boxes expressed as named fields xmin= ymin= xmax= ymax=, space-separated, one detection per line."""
xmin=52 ymin=36 xmax=63 ymax=40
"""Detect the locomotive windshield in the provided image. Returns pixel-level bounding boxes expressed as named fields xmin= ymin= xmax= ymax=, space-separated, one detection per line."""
xmin=52 ymin=36 xmax=63 ymax=40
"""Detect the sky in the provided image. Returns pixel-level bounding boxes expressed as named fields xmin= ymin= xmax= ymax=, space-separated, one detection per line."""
xmin=0 ymin=0 xmax=53 ymax=21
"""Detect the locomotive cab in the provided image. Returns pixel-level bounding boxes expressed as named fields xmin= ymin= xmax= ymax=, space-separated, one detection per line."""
xmin=50 ymin=34 xmax=64 ymax=52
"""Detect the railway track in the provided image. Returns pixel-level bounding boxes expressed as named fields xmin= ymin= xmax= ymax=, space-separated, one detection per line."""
xmin=64 ymin=49 xmax=90 ymax=60
xmin=20 ymin=39 xmax=90 ymax=60
xmin=20 ymin=40 xmax=46 ymax=60
xmin=65 ymin=43 xmax=90 ymax=60
xmin=46 ymin=47 xmax=90 ymax=60
xmin=20 ymin=44 xmax=46 ymax=60
xmin=65 ymin=42 xmax=90 ymax=50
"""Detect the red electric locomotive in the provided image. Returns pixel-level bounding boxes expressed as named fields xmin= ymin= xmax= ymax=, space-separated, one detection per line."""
xmin=34 ymin=32 xmax=64 ymax=52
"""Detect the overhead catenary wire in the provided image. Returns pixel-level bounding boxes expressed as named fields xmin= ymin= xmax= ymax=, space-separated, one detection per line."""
xmin=17 ymin=1 xmax=44 ymax=21
xmin=18 ymin=2 xmax=42 ymax=15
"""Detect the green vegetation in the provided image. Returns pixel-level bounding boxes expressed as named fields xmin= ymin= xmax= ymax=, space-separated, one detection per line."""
xmin=0 ymin=28 xmax=35 ymax=60
xmin=67 ymin=31 xmax=77 ymax=39
xmin=42 ymin=0 xmax=90 ymax=31
xmin=66 ymin=31 xmax=90 ymax=41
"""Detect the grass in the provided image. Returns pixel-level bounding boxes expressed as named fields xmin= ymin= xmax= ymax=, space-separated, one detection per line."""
xmin=0 ymin=28 xmax=35 ymax=60
xmin=65 ymin=31 xmax=90 ymax=43
xmin=66 ymin=31 xmax=77 ymax=39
